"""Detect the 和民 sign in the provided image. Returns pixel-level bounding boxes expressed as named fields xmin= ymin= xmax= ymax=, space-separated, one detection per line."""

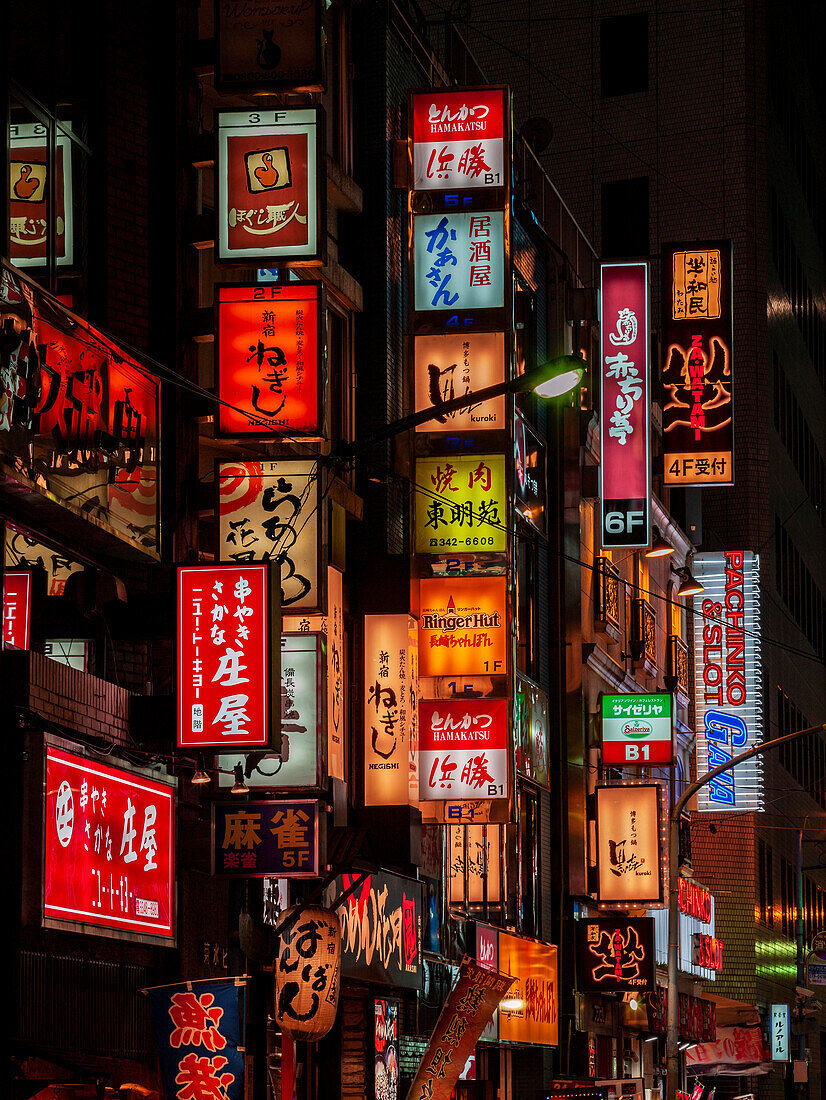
xmin=413 ymin=211 xmax=506 ymax=315
xmin=595 ymin=784 xmax=662 ymax=905
xmin=662 ymin=242 xmax=734 ymax=486
xmin=363 ymin=615 xmax=418 ymax=807
xmin=576 ymin=917 xmax=656 ymax=992
xmin=215 ymin=0 xmax=325 ymax=94
xmin=599 ymin=262 xmax=650 ymax=549
xmin=415 ymin=454 xmax=507 ymax=554
xmin=216 ymin=284 xmax=322 ymax=437
xmin=413 ymin=332 xmax=506 ymax=432
xmin=10 ymin=121 xmax=74 ymax=268
xmin=410 ymin=87 xmax=508 ymax=193
xmin=3 ymin=569 xmax=31 ymax=649
xmin=216 ymin=108 xmax=324 ymax=265
xmin=44 ymin=743 xmax=175 ymax=943
xmin=212 ymin=799 xmax=319 ymax=877
xmin=177 ymin=563 xmax=276 ymax=749
xmin=419 ymin=698 xmax=508 ymax=804
xmin=601 ymin=693 xmax=673 ymax=766
xmin=418 ymin=576 xmax=507 ymax=677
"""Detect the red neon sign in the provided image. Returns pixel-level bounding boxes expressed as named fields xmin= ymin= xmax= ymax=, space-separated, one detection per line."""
xmin=678 ymin=877 xmax=712 ymax=924
xmin=419 ymin=698 xmax=508 ymax=802
xmin=177 ymin=563 xmax=273 ymax=748
xmin=44 ymin=745 xmax=175 ymax=941
xmin=3 ymin=569 xmax=32 ymax=649
xmin=411 ymin=87 xmax=507 ymax=192
xmin=692 ymin=933 xmax=724 ymax=971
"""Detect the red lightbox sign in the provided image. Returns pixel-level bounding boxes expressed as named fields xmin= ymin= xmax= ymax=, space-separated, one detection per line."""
xmin=3 ymin=569 xmax=32 ymax=649
xmin=44 ymin=744 xmax=175 ymax=943
xmin=419 ymin=698 xmax=508 ymax=803
xmin=599 ymin=262 xmax=650 ymax=549
xmin=177 ymin=563 xmax=274 ymax=749
xmin=217 ymin=284 xmax=322 ymax=436
xmin=411 ymin=87 xmax=508 ymax=192
xmin=10 ymin=121 xmax=74 ymax=268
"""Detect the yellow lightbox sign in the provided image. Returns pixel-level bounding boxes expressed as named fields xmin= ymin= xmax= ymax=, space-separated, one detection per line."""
xmin=415 ymin=454 xmax=507 ymax=554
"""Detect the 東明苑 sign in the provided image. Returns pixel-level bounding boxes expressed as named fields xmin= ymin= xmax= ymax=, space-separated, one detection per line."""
xmin=599 ymin=261 xmax=650 ymax=550
xmin=413 ymin=332 xmax=506 ymax=432
xmin=212 ymin=799 xmax=320 ymax=877
xmin=3 ymin=569 xmax=31 ymax=649
xmin=415 ymin=454 xmax=507 ymax=554
xmin=10 ymin=121 xmax=74 ymax=268
xmin=216 ymin=108 xmax=324 ymax=265
xmin=44 ymin=743 xmax=175 ymax=943
xmin=216 ymin=284 xmax=322 ymax=437
xmin=419 ymin=698 xmax=508 ymax=805
xmin=576 ymin=917 xmax=656 ymax=992
xmin=693 ymin=551 xmax=763 ymax=812
xmin=497 ymin=931 xmax=558 ymax=1046
xmin=410 ymin=86 xmax=508 ymax=193
xmin=215 ymin=0 xmax=325 ymax=94
xmin=418 ymin=576 xmax=507 ymax=678
xmin=601 ymin=693 xmax=673 ymax=766
xmin=596 ymin=784 xmax=662 ymax=905
xmin=662 ymin=242 xmax=733 ymax=486
xmin=363 ymin=615 xmax=419 ymax=807
xmin=413 ymin=211 xmax=506 ymax=315
xmin=177 ymin=563 xmax=276 ymax=749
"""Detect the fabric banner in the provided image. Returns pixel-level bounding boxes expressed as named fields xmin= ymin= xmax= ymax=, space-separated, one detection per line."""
xmin=405 ymin=957 xmax=514 ymax=1100
xmin=686 ymin=1026 xmax=770 ymax=1076
xmin=146 ymin=978 xmax=246 ymax=1100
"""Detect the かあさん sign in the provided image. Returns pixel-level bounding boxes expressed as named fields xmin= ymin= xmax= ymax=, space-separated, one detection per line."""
xmin=415 ymin=454 xmax=507 ymax=554
xmin=419 ymin=698 xmax=508 ymax=803
xmin=410 ymin=86 xmax=508 ymax=193
xmin=418 ymin=576 xmax=507 ymax=678
xmin=576 ymin=917 xmax=656 ymax=993
xmin=413 ymin=211 xmax=506 ymax=314
xmin=596 ymin=784 xmax=662 ymax=905
xmin=601 ymin=693 xmax=673 ymax=766
xmin=44 ymin=744 xmax=175 ymax=943
xmin=212 ymin=799 xmax=320 ymax=877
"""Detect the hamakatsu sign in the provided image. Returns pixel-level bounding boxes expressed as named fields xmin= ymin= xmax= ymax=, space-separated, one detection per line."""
xmin=601 ymin=693 xmax=673 ymax=766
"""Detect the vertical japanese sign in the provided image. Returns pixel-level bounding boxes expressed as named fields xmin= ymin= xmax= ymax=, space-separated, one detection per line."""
xmin=475 ymin=923 xmax=500 ymax=1040
xmin=147 ymin=979 xmax=246 ymax=1100
xmin=418 ymin=577 xmax=507 ymax=677
xmin=216 ymin=108 xmax=323 ymax=265
xmin=3 ymin=568 xmax=31 ymax=649
xmin=413 ymin=332 xmax=506 ymax=432
xmin=661 ymin=242 xmax=733 ymax=485
xmin=595 ymin=785 xmax=662 ymax=905
xmin=410 ymin=87 xmax=508 ymax=193
xmin=575 ymin=917 xmax=656 ymax=992
xmin=275 ymin=907 xmax=341 ymax=1040
xmin=599 ymin=262 xmax=650 ymax=549
xmin=364 ymin=615 xmax=418 ymax=806
xmin=419 ymin=699 xmax=508 ymax=805
xmin=177 ymin=563 xmax=275 ymax=749
xmin=412 ymin=212 xmax=506 ymax=315
xmin=693 ymin=551 xmax=763 ymax=812
xmin=600 ymin=693 xmax=673 ymax=766
xmin=44 ymin=744 xmax=175 ymax=942
xmin=406 ymin=957 xmax=514 ymax=1100
xmin=415 ymin=454 xmax=507 ymax=553
xmin=770 ymin=1004 xmax=790 ymax=1061
xmin=375 ymin=999 xmax=400 ymax=1100
xmin=212 ymin=799 xmax=319 ymax=876
xmin=215 ymin=0 xmax=325 ymax=93
xmin=496 ymin=932 xmax=559 ymax=1046
xmin=218 ymin=459 xmax=320 ymax=610
xmin=216 ymin=284 xmax=322 ymax=437
xmin=448 ymin=825 xmax=502 ymax=904
xmin=514 ymin=412 xmax=546 ymax=534
xmin=9 ymin=121 xmax=74 ymax=268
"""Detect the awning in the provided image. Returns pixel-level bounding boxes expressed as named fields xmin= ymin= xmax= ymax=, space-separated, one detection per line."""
xmin=686 ymin=1026 xmax=771 ymax=1077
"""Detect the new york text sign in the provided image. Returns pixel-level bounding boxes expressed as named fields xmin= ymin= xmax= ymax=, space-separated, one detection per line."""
xmin=599 ymin=262 xmax=650 ymax=549
xmin=601 ymin=693 xmax=673 ymax=766
xmin=411 ymin=87 xmax=508 ymax=193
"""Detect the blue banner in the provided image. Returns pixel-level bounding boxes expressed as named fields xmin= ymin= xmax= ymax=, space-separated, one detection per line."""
xmin=147 ymin=978 xmax=246 ymax=1100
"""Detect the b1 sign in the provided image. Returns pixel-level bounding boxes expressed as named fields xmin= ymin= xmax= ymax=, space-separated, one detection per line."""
xmin=419 ymin=698 xmax=508 ymax=803
xmin=601 ymin=693 xmax=673 ymax=766
xmin=411 ymin=87 xmax=508 ymax=192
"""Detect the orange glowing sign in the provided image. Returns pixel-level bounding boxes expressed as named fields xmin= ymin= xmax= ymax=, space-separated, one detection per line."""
xmin=363 ymin=614 xmax=419 ymax=807
xmin=596 ymin=784 xmax=663 ymax=905
xmin=418 ymin=577 xmax=507 ymax=678
xmin=497 ymin=931 xmax=558 ymax=1046
xmin=413 ymin=332 xmax=506 ymax=432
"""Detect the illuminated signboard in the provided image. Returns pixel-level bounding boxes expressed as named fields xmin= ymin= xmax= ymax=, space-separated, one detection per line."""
xmin=576 ymin=917 xmax=656 ymax=992
xmin=374 ymin=999 xmax=400 ymax=1100
xmin=648 ymin=878 xmax=719 ymax=979
xmin=497 ymin=931 xmax=558 ymax=1046
xmin=691 ymin=933 xmax=724 ymax=972
xmin=475 ymin=922 xmax=500 ymax=1040
xmin=218 ymin=459 xmax=320 ymax=610
xmin=595 ymin=785 xmax=662 ymax=905
xmin=418 ymin=576 xmax=507 ymax=677
xmin=44 ymin=744 xmax=175 ymax=943
xmin=177 ymin=563 xmax=275 ymax=749
xmin=601 ymin=693 xmax=673 ymax=766
xmin=414 ymin=454 xmax=507 ymax=554
xmin=216 ymin=108 xmax=324 ymax=265
xmin=693 ymin=551 xmax=763 ymax=812
xmin=215 ymin=0 xmax=325 ymax=94
xmin=3 ymin=569 xmax=31 ymax=649
xmin=410 ymin=87 xmax=508 ymax=193
xmin=10 ymin=121 xmax=74 ymax=268
xmin=514 ymin=412 xmax=546 ymax=534
xmin=5 ymin=524 xmax=83 ymax=596
xmin=448 ymin=824 xmax=502 ymax=904
xmin=413 ymin=211 xmax=506 ymax=314
xmin=413 ymin=332 xmax=506 ymax=432
xmin=419 ymin=698 xmax=508 ymax=804
xmin=212 ymin=799 xmax=320 ymax=877
xmin=662 ymin=242 xmax=734 ymax=485
xmin=363 ymin=615 xmax=419 ymax=807
xmin=771 ymin=1004 xmax=790 ymax=1062
xmin=216 ymin=284 xmax=322 ymax=437
xmin=599 ymin=262 xmax=650 ymax=550
xmin=515 ymin=674 xmax=550 ymax=789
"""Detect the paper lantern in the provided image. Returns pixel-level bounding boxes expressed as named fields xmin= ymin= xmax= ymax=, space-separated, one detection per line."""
xmin=275 ymin=906 xmax=341 ymax=1041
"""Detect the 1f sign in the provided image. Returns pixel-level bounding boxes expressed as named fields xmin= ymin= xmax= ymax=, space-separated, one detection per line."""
xmin=599 ymin=262 xmax=650 ymax=549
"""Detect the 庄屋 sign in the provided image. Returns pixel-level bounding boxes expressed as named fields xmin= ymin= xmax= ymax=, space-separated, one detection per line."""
xmin=600 ymin=693 xmax=673 ymax=766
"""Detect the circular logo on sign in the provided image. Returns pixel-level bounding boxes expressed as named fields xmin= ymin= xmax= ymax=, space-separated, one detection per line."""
xmin=622 ymin=722 xmax=653 ymax=739
xmin=55 ymin=780 xmax=74 ymax=847
xmin=812 ymin=930 xmax=826 ymax=962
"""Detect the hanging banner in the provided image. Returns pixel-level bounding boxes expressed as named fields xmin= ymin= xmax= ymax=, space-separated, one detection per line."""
xmin=3 ymin=568 xmax=31 ymax=649
xmin=662 ymin=242 xmax=733 ymax=485
xmin=576 ymin=917 xmax=656 ymax=992
xmin=216 ymin=108 xmax=324 ymax=265
xmin=418 ymin=576 xmax=507 ymax=677
xmin=601 ymin=693 xmax=673 ymax=766
xmin=176 ymin=562 xmax=276 ymax=749
xmin=413 ymin=332 xmax=506 ymax=432
xmin=415 ymin=454 xmax=507 ymax=554
xmin=405 ymin=957 xmax=514 ymax=1100
xmin=363 ymin=615 xmax=418 ymax=807
xmin=215 ymin=0 xmax=325 ymax=93
xmin=685 ymin=1026 xmax=767 ymax=1074
xmin=44 ymin=743 xmax=175 ymax=943
xmin=599 ymin=261 xmax=650 ymax=550
xmin=216 ymin=284 xmax=322 ymax=437
xmin=419 ymin=698 xmax=508 ymax=805
xmin=412 ymin=211 xmax=506 ymax=315
xmin=375 ymin=998 xmax=400 ymax=1100
xmin=9 ymin=121 xmax=74 ymax=268
xmin=596 ymin=785 xmax=662 ymax=905
xmin=147 ymin=979 xmax=246 ymax=1100
xmin=497 ymin=932 xmax=558 ymax=1046
xmin=693 ymin=551 xmax=763 ymax=812
xmin=212 ymin=798 xmax=320 ymax=877
xmin=514 ymin=675 xmax=550 ymax=789
xmin=218 ymin=459 xmax=320 ymax=610
xmin=448 ymin=824 xmax=502 ymax=904
xmin=514 ymin=411 xmax=546 ymax=534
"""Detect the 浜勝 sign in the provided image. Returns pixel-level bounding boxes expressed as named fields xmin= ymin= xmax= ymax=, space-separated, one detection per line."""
xmin=410 ymin=87 xmax=508 ymax=193
xmin=419 ymin=698 xmax=508 ymax=804
xmin=601 ymin=693 xmax=673 ymax=766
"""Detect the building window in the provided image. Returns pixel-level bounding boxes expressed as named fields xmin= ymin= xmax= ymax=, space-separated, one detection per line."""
xmin=775 ymin=516 xmax=826 ymax=659
xmin=326 ymin=303 xmax=355 ymax=450
xmin=758 ymin=839 xmax=774 ymax=926
xmin=600 ymin=14 xmax=649 ymax=97
xmin=601 ymin=177 xmax=649 ymax=259
xmin=322 ymin=3 xmax=354 ymax=175
xmin=518 ymin=782 xmax=540 ymax=938
xmin=773 ymin=354 xmax=825 ymax=523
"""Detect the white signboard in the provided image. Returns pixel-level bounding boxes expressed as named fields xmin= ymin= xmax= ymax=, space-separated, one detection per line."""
xmin=770 ymin=1003 xmax=789 ymax=1062
xmin=413 ymin=211 xmax=505 ymax=313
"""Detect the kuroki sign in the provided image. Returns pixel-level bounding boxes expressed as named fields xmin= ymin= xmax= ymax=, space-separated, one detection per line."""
xmin=44 ymin=743 xmax=175 ymax=943
xmin=693 ymin=551 xmax=763 ymax=812
xmin=413 ymin=332 xmax=506 ymax=432
xmin=601 ymin=693 xmax=673 ymax=766
xmin=662 ymin=242 xmax=734 ymax=486
xmin=216 ymin=284 xmax=322 ymax=437
xmin=215 ymin=108 xmax=324 ymax=265
xmin=10 ymin=121 xmax=74 ymax=268
xmin=410 ymin=87 xmax=509 ymax=193
xmin=595 ymin=784 xmax=663 ymax=906
xmin=415 ymin=454 xmax=507 ymax=554
xmin=419 ymin=698 xmax=509 ymax=805
xmin=177 ymin=563 xmax=277 ymax=750
xmin=418 ymin=576 xmax=507 ymax=677
xmin=599 ymin=262 xmax=650 ymax=550
xmin=3 ymin=569 xmax=32 ymax=649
